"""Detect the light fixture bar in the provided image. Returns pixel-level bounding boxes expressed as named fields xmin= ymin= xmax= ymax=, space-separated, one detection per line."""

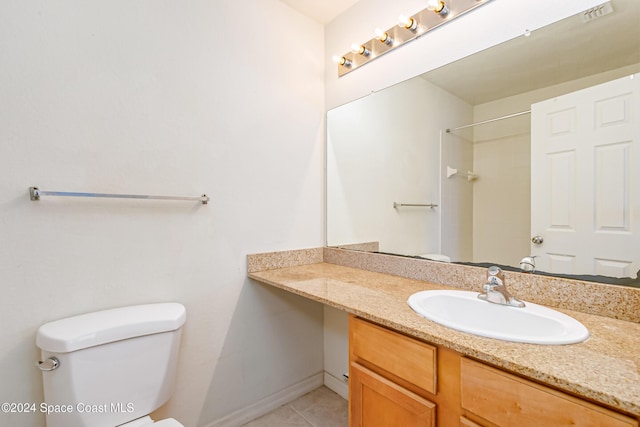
xmin=336 ymin=0 xmax=495 ymax=77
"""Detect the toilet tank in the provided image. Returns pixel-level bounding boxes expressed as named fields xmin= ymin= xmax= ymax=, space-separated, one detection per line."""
xmin=36 ymin=303 xmax=186 ymax=427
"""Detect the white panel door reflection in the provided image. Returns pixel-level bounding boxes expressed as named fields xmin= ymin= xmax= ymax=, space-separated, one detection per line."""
xmin=531 ymin=74 xmax=640 ymax=278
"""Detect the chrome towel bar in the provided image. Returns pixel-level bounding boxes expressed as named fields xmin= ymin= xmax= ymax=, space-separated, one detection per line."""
xmin=29 ymin=187 xmax=210 ymax=205
xmin=393 ymin=202 xmax=438 ymax=209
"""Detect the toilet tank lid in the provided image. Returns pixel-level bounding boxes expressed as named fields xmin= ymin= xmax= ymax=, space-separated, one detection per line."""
xmin=36 ymin=303 xmax=186 ymax=353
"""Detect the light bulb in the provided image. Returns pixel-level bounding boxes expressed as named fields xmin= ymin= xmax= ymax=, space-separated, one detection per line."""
xmin=351 ymin=43 xmax=370 ymax=56
xmin=398 ymin=14 xmax=418 ymax=32
xmin=374 ymin=28 xmax=392 ymax=45
xmin=426 ymin=0 xmax=442 ymax=10
xmin=332 ymin=55 xmax=352 ymax=67
xmin=427 ymin=0 xmax=449 ymax=16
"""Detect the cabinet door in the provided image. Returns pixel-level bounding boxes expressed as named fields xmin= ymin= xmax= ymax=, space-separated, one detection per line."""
xmin=350 ymin=362 xmax=436 ymax=427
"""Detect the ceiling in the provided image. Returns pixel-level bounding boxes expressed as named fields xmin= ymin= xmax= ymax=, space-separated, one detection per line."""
xmin=422 ymin=0 xmax=640 ymax=105
xmin=279 ymin=0 xmax=360 ymax=24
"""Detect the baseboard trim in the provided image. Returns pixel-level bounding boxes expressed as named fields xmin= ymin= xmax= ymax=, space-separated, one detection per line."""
xmin=206 ymin=373 xmax=324 ymax=427
xmin=323 ymin=371 xmax=348 ymax=400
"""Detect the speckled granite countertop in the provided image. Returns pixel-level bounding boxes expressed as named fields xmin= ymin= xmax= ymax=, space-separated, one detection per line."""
xmin=249 ymin=262 xmax=640 ymax=417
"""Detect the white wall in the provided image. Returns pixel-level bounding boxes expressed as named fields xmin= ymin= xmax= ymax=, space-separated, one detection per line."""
xmin=440 ymin=129 xmax=474 ymax=262
xmin=327 ymin=77 xmax=469 ymax=256
xmin=322 ymin=306 xmax=349 ymax=399
xmin=472 ymin=101 xmax=531 ymax=265
xmin=0 ymin=1 xmax=325 ymax=427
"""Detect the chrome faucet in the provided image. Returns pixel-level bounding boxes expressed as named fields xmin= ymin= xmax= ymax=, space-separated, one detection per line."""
xmin=477 ymin=266 xmax=525 ymax=307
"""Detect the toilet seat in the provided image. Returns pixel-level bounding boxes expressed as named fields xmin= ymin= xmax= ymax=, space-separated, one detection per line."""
xmin=119 ymin=416 xmax=184 ymax=427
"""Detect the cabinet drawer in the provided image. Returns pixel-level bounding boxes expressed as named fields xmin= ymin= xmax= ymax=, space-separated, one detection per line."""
xmin=350 ymin=316 xmax=437 ymax=394
xmin=461 ymin=358 xmax=638 ymax=427
xmin=351 ymin=362 xmax=436 ymax=427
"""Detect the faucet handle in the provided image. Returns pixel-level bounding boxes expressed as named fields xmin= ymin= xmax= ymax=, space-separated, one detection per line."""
xmin=480 ymin=266 xmax=526 ymax=307
xmin=487 ymin=266 xmax=504 ymax=285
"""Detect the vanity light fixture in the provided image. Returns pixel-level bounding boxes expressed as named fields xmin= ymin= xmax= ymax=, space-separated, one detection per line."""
xmin=427 ymin=0 xmax=449 ymax=17
xmin=334 ymin=0 xmax=495 ymax=77
xmin=374 ymin=28 xmax=393 ymax=45
xmin=332 ymin=55 xmax=352 ymax=68
xmin=398 ymin=14 xmax=419 ymax=32
xmin=351 ymin=44 xmax=371 ymax=57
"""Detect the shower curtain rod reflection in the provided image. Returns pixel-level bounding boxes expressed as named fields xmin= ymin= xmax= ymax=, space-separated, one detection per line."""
xmin=446 ymin=110 xmax=531 ymax=133
xmin=29 ymin=187 xmax=210 ymax=204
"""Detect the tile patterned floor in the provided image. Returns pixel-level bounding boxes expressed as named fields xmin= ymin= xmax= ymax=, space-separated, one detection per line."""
xmin=241 ymin=386 xmax=348 ymax=427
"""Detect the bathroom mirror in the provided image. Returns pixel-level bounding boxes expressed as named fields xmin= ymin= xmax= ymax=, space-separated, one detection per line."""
xmin=327 ymin=0 xmax=640 ymax=285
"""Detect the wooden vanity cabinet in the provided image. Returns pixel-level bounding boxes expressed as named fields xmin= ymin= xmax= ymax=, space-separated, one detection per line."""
xmin=349 ymin=315 xmax=461 ymax=426
xmin=349 ymin=316 xmax=639 ymax=427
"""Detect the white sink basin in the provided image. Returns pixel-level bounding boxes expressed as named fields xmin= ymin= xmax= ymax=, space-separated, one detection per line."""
xmin=407 ymin=290 xmax=589 ymax=345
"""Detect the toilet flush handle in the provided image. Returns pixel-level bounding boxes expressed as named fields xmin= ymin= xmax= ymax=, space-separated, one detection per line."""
xmin=36 ymin=357 xmax=59 ymax=372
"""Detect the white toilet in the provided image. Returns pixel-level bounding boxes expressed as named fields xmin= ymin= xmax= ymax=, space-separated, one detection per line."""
xmin=36 ymin=303 xmax=186 ymax=427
